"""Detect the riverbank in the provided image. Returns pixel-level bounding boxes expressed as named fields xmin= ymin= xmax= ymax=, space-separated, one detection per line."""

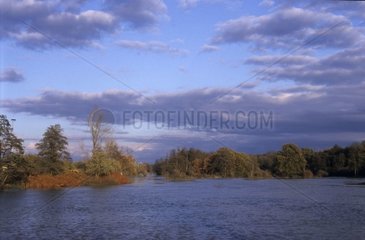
xmin=27 ymin=172 xmax=130 ymax=189
xmin=3 ymin=173 xmax=364 ymax=190
xmin=1 ymin=172 xmax=130 ymax=190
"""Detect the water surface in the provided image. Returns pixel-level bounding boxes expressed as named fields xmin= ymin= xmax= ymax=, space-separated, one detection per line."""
xmin=1 ymin=177 xmax=364 ymax=239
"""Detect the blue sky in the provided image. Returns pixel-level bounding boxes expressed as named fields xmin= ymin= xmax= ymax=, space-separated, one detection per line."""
xmin=1 ymin=0 xmax=365 ymax=162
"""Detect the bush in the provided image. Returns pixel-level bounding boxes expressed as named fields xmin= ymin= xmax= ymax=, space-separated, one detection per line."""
xmin=85 ymin=151 xmax=121 ymax=177
xmin=316 ymin=170 xmax=328 ymax=177
xmin=27 ymin=172 xmax=86 ymax=188
xmin=304 ymin=170 xmax=314 ymax=178
xmin=0 ymin=153 xmax=30 ymax=187
xmin=83 ymin=173 xmax=129 ymax=186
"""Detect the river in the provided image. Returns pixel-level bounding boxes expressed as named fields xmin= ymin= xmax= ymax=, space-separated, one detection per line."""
xmin=0 ymin=177 xmax=364 ymax=239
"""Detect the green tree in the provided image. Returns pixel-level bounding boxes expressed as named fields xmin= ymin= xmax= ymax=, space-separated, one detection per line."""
xmin=208 ymin=148 xmax=236 ymax=177
xmin=234 ymin=152 xmax=257 ymax=178
xmin=256 ymin=152 xmax=275 ymax=171
xmin=303 ymin=149 xmax=327 ymax=176
xmin=348 ymin=142 xmax=365 ymax=176
xmin=85 ymin=150 xmax=121 ymax=177
xmin=104 ymin=140 xmax=137 ymax=176
xmin=208 ymin=148 xmax=258 ymax=178
xmin=153 ymin=148 xmax=210 ymax=178
xmin=36 ymin=124 xmax=70 ymax=175
xmin=0 ymin=115 xmax=23 ymax=158
xmin=1 ymin=153 xmax=29 ymax=187
xmin=0 ymin=115 xmax=28 ymax=188
xmin=274 ymin=144 xmax=307 ymax=178
xmin=24 ymin=154 xmax=43 ymax=176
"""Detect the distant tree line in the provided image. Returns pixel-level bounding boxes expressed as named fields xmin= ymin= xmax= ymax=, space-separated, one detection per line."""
xmin=256 ymin=143 xmax=365 ymax=177
xmin=0 ymin=114 xmax=147 ymax=189
xmin=154 ymin=143 xmax=365 ymax=179
xmin=153 ymin=147 xmax=269 ymax=179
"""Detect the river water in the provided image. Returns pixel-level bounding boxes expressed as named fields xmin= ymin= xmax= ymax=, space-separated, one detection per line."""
xmin=0 ymin=177 xmax=364 ymax=240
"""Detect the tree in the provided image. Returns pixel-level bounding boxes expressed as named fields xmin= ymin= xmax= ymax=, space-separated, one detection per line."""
xmin=0 ymin=115 xmax=27 ymax=188
xmin=348 ymin=142 xmax=365 ymax=176
xmin=303 ymin=148 xmax=327 ymax=176
xmin=325 ymin=144 xmax=346 ymax=175
xmin=274 ymin=144 xmax=307 ymax=178
xmin=192 ymin=157 xmax=209 ymax=177
xmin=88 ymin=109 xmax=112 ymax=153
xmin=1 ymin=153 xmax=29 ymax=187
xmin=234 ymin=152 xmax=257 ymax=178
xmin=85 ymin=150 xmax=121 ymax=177
xmin=208 ymin=148 xmax=258 ymax=178
xmin=256 ymin=152 xmax=275 ymax=171
xmin=0 ymin=115 xmax=23 ymax=158
xmin=152 ymin=148 xmax=210 ymax=178
xmin=104 ymin=140 xmax=137 ymax=176
xmin=84 ymin=140 xmax=140 ymax=177
xmin=154 ymin=147 xmax=262 ymax=178
xmin=208 ymin=148 xmax=236 ymax=177
xmin=36 ymin=124 xmax=70 ymax=175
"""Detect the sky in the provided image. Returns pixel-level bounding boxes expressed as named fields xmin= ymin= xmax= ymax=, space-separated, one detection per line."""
xmin=1 ymin=0 xmax=365 ymax=162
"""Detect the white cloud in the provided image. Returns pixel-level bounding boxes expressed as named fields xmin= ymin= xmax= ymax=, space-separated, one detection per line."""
xmin=0 ymin=0 xmax=167 ymax=49
xmin=211 ymin=7 xmax=363 ymax=49
xmin=200 ymin=44 xmax=219 ymax=53
xmin=117 ymin=40 xmax=189 ymax=55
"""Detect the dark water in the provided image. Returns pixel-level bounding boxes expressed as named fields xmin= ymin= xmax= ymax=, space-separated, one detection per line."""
xmin=0 ymin=177 xmax=364 ymax=240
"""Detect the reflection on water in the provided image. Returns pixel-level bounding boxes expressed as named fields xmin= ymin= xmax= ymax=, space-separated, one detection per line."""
xmin=0 ymin=176 xmax=364 ymax=239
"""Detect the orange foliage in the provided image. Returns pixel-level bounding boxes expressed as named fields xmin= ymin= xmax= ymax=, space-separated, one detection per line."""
xmin=83 ymin=173 xmax=129 ymax=186
xmin=27 ymin=172 xmax=87 ymax=189
xmin=27 ymin=172 xmax=129 ymax=189
xmin=110 ymin=172 xmax=129 ymax=184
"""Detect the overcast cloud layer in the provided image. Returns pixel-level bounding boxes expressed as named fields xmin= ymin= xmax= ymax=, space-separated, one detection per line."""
xmin=2 ymin=83 xmax=365 ymax=158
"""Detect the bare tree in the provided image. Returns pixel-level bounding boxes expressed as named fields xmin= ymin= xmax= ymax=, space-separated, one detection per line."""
xmin=88 ymin=108 xmax=113 ymax=154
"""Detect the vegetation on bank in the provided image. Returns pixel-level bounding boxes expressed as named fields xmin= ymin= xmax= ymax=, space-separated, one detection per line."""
xmin=153 ymin=147 xmax=270 ymax=179
xmin=26 ymin=172 xmax=129 ymax=189
xmin=153 ymin=142 xmax=365 ymax=179
xmin=0 ymin=114 xmax=147 ymax=189
xmin=1 ymin=113 xmax=365 ymax=189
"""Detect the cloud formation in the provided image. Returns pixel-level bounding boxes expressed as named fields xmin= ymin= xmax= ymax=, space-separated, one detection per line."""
xmin=200 ymin=44 xmax=219 ymax=53
xmin=211 ymin=7 xmax=364 ymax=49
xmin=105 ymin=0 xmax=167 ymax=29
xmin=178 ymin=0 xmax=243 ymax=10
xmin=0 ymin=68 xmax=24 ymax=83
xmin=117 ymin=40 xmax=188 ymax=55
xmin=246 ymin=46 xmax=365 ymax=85
xmin=0 ymin=0 xmax=167 ymax=49
xmin=2 ymin=84 xmax=365 ymax=150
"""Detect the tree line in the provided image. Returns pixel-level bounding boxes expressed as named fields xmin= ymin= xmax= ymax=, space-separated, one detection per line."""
xmin=2 ymin=112 xmax=365 ymax=188
xmin=153 ymin=142 xmax=365 ymax=179
xmin=0 ymin=114 xmax=147 ymax=189
xmin=154 ymin=147 xmax=269 ymax=178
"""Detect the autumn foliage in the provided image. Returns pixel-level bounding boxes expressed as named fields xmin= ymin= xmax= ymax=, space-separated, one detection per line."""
xmin=26 ymin=171 xmax=129 ymax=189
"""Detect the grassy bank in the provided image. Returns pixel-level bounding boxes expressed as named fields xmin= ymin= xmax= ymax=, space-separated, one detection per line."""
xmin=25 ymin=172 xmax=130 ymax=189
